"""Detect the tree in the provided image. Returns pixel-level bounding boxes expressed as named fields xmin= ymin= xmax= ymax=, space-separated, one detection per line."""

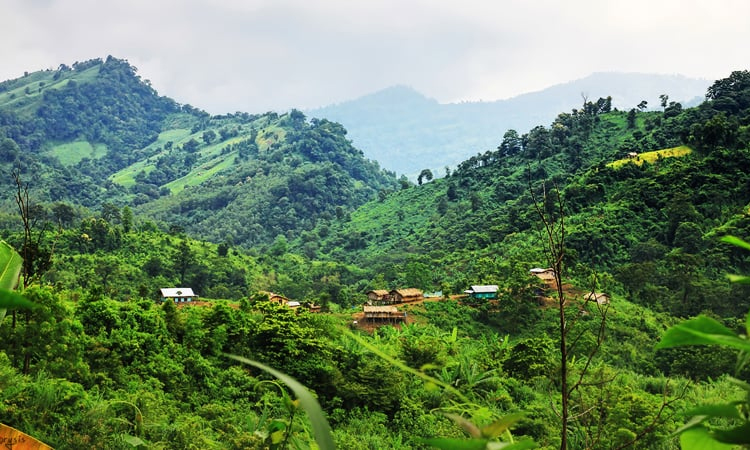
xmin=121 ymin=206 xmax=133 ymax=233
xmin=417 ymin=169 xmax=433 ymax=185
xmin=0 ymin=138 xmax=19 ymax=162
xmin=101 ymin=203 xmax=121 ymax=224
xmin=13 ymin=171 xmax=53 ymax=288
xmin=446 ymin=183 xmax=458 ymax=201
xmin=626 ymin=108 xmax=637 ymax=129
xmin=182 ymin=138 xmax=200 ymax=152
xmin=659 ymin=94 xmax=669 ymax=109
xmin=173 ymin=240 xmax=195 ymax=286
xmin=52 ymin=203 xmax=76 ymax=228
xmin=499 ymin=129 xmax=522 ymax=156
xmin=202 ymin=130 xmax=216 ymax=144
xmin=530 ymin=179 xmax=610 ymax=450
xmin=706 ymin=70 xmax=750 ymax=107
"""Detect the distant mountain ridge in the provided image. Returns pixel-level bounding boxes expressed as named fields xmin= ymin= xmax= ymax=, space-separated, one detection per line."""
xmin=310 ymin=73 xmax=711 ymax=176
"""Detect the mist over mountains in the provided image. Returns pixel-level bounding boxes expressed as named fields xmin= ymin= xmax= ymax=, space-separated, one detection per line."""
xmin=311 ymin=72 xmax=711 ymax=176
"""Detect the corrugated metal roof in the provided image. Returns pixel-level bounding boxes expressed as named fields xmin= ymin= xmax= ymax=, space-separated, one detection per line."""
xmin=470 ymin=285 xmax=499 ymax=293
xmin=160 ymin=288 xmax=195 ymax=297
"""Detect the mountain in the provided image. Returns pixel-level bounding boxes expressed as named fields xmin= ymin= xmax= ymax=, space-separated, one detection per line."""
xmin=0 ymin=57 xmax=398 ymax=246
xmin=309 ymin=73 xmax=711 ymax=177
xmin=308 ymin=69 xmax=750 ymax=317
xmin=2 ymin=57 xmax=750 ymax=449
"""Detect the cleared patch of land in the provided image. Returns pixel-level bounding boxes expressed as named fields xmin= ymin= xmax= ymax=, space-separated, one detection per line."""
xmin=608 ymin=145 xmax=692 ymax=168
xmin=48 ymin=140 xmax=108 ymax=166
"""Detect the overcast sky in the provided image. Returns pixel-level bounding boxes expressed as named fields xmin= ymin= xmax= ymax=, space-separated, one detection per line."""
xmin=2 ymin=0 xmax=748 ymax=113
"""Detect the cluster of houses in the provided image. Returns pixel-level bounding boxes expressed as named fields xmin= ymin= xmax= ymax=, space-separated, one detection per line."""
xmin=264 ymin=291 xmax=322 ymax=312
xmin=159 ymin=267 xmax=610 ymax=324
xmin=529 ymin=267 xmax=610 ymax=305
xmin=362 ymin=288 xmax=424 ymax=323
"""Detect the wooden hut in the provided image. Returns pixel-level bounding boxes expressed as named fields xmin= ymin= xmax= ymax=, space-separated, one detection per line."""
xmin=363 ymin=305 xmax=405 ymax=323
xmin=530 ymin=268 xmax=556 ymax=282
xmin=585 ymin=292 xmax=611 ymax=305
xmin=366 ymin=289 xmax=390 ymax=303
xmin=389 ymin=288 xmax=423 ymax=304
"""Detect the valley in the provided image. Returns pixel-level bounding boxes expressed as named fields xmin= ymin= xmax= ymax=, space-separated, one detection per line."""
xmin=0 ymin=58 xmax=749 ymax=449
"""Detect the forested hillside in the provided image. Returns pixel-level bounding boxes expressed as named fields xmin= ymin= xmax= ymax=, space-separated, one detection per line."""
xmin=0 ymin=57 xmax=398 ymax=246
xmin=1 ymin=61 xmax=750 ymax=449
xmin=311 ymin=71 xmax=750 ymax=317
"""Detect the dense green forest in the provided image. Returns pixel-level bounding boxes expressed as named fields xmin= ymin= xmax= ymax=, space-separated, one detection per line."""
xmin=1 ymin=60 xmax=750 ymax=449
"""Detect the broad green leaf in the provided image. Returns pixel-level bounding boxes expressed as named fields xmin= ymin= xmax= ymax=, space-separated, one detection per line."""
xmin=727 ymin=274 xmax=750 ymax=285
xmin=680 ymin=426 xmax=734 ymax=450
xmin=655 ymin=316 xmax=750 ymax=352
xmin=225 ymin=354 xmax=335 ymax=450
xmin=672 ymin=415 xmax=708 ymax=436
xmin=421 ymin=437 xmax=489 ymax=450
xmin=682 ymin=403 xmax=742 ymax=419
xmin=0 ymin=289 xmax=36 ymax=310
xmin=0 ymin=241 xmax=22 ymax=290
xmin=0 ymin=241 xmax=24 ymax=323
xmin=121 ymin=434 xmax=147 ymax=447
xmin=721 ymin=235 xmax=750 ymax=252
xmin=711 ymin=422 xmax=750 ymax=445
xmin=481 ymin=413 xmax=527 ymax=439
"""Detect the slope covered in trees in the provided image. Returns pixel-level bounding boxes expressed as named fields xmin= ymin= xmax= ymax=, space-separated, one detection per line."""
xmin=309 ymin=71 xmax=750 ymax=318
xmin=0 ymin=57 xmax=398 ymax=246
xmin=1 ymin=61 xmax=750 ymax=449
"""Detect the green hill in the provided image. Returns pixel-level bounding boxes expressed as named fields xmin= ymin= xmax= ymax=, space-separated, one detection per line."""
xmin=0 ymin=58 xmax=398 ymax=247
xmin=1 ymin=59 xmax=750 ymax=449
xmin=308 ymin=71 xmax=750 ymax=318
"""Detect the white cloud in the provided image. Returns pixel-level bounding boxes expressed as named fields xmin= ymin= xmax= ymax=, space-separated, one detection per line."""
xmin=1 ymin=0 xmax=748 ymax=112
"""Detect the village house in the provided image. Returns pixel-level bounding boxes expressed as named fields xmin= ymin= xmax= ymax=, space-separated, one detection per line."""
xmin=389 ymin=288 xmax=423 ymax=304
xmin=363 ymin=305 xmax=406 ymax=323
xmin=366 ymin=289 xmax=390 ymax=304
xmin=585 ymin=292 xmax=611 ymax=305
xmin=262 ymin=291 xmax=294 ymax=307
xmin=160 ymin=288 xmax=196 ymax=303
xmin=464 ymin=285 xmax=499 ymax=300
xmin=530 ymin=267 xmax=556 ymax=282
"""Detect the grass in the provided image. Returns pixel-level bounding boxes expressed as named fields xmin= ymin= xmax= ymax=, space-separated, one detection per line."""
xmin=111 ymin=131 xmax=249 ymax=191
xmin=48 ymin=140 xmax=108 ymax=166
xmin=109 ymin=129 xmax=193 ymax=186
xmin=0 ymin=65 xmax=101 ymax=114
xmin=165 ymin=153 xmax=237 ymax=194
xmin=607 ymin=145 xmax=692 ymax=168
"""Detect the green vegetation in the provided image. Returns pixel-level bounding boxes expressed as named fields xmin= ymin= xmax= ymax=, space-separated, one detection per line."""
xmin=0 ymin=61 xmax=750 ymax=448
xmin=47 ymin=140 xmax=108 ymax=166
xmin=608 ymin=145 xmax=692 ymax=168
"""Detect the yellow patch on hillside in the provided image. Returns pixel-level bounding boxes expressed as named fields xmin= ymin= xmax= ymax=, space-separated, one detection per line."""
xmin=608 ymin=145 xmax=692 ymax=168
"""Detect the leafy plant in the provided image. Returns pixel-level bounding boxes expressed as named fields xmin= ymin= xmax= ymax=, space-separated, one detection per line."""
xmin=225 ymin=354 xmax=336 ymax=450
xmin=656 ymin=235 xmax=750 ymax=449
xmin=422 ymin=412 xmax=537 ymax=450
xmin=0 ymin=240 xmax=35 ymax=323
